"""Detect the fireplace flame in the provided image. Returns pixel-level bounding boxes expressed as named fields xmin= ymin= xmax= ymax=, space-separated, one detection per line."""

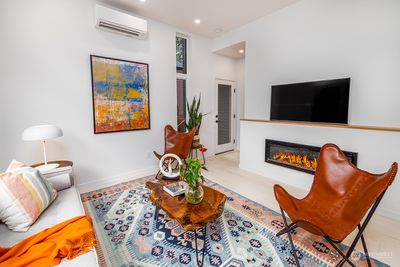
xmin=272 ymin=152 xmax=318 ymax=170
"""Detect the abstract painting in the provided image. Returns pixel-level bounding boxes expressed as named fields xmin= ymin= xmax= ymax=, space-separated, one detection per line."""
xmin=90 ymin=55 xmax=150 ymax=134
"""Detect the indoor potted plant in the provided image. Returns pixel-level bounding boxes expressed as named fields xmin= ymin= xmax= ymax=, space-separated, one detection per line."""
xmin=186 ymin=95 xmax=208 ymax=148
xmin=180 ymin=158 xmax=206 ymax=204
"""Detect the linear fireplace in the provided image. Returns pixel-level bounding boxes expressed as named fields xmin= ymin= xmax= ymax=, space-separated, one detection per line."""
xmin=265 ymin=139 xmax=358 ymax=174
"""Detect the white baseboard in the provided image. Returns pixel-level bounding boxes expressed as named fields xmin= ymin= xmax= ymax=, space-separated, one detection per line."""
xmin=77 ymin=166 xmax=158 ymax=194
xmin=377 ymin=208 xmax=400 ymax=221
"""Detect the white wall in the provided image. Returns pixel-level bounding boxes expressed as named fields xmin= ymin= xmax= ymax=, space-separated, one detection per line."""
xmin=235 ymin=58 xmax=245 ymax=149
xmin=200 ymin=53 xmax=243 ymax=151
xmin=188 ymin=40 xmax=237 ymax=156
xmin=187 ymin=50 xmax=237 ymax=154
xmin=213 ymin=0 xmax=400 ymax=219
xmin=0 ymin=0 xmax=230 ymax=186
xmin=213 ymin=0 xmax=400 ymax=127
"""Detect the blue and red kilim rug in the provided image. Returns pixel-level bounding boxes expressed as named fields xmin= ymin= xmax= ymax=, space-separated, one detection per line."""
xmin=81 ymin=177 xmax=388 ymax=267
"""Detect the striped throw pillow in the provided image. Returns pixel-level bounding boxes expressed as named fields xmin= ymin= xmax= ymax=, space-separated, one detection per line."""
xmin=0 ymin=163 xmax=57 ymax=232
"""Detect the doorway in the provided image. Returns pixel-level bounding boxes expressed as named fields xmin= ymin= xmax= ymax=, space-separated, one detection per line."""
xmin=215 ymin=80 xmax=236 ymax=154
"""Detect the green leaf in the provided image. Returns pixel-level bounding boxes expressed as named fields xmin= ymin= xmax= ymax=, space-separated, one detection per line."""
xmin=186 ymin=94 xmax=209 ymax=135
xmin=180 ymin=158 xmax=206 ymax=190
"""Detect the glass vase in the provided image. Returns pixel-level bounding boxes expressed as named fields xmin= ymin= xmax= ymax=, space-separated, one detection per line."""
xmin=185 ymin=184 xmax=204 ymax=204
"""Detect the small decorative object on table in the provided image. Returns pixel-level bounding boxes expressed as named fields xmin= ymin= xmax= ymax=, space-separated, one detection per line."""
xmin=199 ymin=146 xmax=207 ymax=154
xmin=159 ymin=153 xmax=182 ymax=180
xmin=163 ymin=181 xmax=186 ymax=196
xmin=190 ymin=145 xmax=207 ymax=165
xmin=180 ymin=158 xmax=206 ymax=204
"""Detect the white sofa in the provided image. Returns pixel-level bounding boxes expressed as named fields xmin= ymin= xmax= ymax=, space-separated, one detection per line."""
xmin=0 ymin=186 xmax=99 ymax=266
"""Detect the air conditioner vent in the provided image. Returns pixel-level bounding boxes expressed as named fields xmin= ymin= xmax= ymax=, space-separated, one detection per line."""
xmin=98 ymin=21 xmax=141 ymax=37
xmin=95 ymin=5 xmax=147 ymax=40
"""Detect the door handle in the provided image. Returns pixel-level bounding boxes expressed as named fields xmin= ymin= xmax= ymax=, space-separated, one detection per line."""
xmin=216 ymin=120 xmax=221 ymax=123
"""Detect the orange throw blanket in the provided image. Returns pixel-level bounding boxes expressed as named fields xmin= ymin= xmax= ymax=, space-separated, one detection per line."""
xmin=0 ymin=216 xmax=96 ymax=267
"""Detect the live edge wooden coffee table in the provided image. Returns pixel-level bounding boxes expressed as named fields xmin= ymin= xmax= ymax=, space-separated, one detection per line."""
xmin=146 ymin=179 xmax=227 ymax=267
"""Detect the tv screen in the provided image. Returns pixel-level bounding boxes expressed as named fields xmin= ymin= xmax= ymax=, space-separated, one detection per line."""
xmin=270 ymin=78 xmax=350 ymax=124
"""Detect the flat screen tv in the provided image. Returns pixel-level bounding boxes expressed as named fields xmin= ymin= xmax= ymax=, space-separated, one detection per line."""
xmin=270 ymin=78 xmax=350 ymax=124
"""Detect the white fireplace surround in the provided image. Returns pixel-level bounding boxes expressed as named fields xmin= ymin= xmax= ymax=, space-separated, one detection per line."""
xmin=239 ymin=120 xmax=400 ymax=220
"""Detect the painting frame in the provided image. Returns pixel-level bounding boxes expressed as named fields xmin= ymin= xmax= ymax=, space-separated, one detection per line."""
xmin=90 ymin=54 xmax=151 ymax=134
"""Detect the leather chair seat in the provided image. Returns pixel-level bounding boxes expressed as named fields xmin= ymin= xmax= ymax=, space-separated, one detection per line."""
xmin=154 ymin=125 xmax=195 ymax=161
xmin=274 ymin=144 xmax=397 ymax=267
xmin=275 ymin=144 xmax=397 ymax=242
xmin=275 ymin=184 xmax=357 ymax=241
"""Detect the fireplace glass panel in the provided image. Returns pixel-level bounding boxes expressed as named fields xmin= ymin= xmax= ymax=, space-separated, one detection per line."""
xmin=265 ymin=139 xmax=357 ymax=174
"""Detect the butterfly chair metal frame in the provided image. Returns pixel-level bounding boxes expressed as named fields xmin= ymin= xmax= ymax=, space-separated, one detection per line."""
xmin=274 ymin=144 xmax=397 ymax=267
xmin=277 ymin=190 xmax=386 ymax=267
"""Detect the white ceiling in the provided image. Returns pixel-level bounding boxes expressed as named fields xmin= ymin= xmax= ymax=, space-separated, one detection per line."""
xmin=214 ymin=41 xmax=246 ymax=59
xmin=104 ymin=0 xmax=301 ymax=38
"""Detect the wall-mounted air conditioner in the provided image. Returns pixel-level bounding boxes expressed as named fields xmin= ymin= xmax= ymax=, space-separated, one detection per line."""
xmin=95 ymin=5 xmax=148 ymax=39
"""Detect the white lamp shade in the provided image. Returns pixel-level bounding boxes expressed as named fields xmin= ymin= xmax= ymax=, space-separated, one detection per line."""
xmin=22 ymin=125 xmax=63 ymax=141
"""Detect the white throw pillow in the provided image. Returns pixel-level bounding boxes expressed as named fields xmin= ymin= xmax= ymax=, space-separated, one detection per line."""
xmin=0 ymin=161 xmax=57 ymax=232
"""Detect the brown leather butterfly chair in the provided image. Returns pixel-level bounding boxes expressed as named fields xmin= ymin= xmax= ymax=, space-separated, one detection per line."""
xmin=274 ymin=143 xmax=397 ymax=267
xmin=154 ymin=125 xmax=196 ymax=178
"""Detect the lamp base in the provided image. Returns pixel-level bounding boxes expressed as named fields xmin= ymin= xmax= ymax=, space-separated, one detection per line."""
xmin=35 ymin=163 xmax=60 ymax=172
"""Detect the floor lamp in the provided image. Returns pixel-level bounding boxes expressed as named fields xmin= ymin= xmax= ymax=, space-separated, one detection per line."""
xmin=22 ymin=125 xmax=63 ymax=171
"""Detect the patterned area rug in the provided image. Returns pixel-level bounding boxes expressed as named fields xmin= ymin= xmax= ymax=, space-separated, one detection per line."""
xmin=81 ymin=177 xmax=388 ymax=267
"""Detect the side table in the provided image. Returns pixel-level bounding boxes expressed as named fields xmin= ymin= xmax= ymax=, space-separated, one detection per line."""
xmin=32 ymin=160 xmax=74 ymax=191
xmin=31 ymin=160 xmax=73 ymax=169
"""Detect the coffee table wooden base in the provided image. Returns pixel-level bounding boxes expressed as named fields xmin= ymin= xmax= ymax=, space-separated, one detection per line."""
xmin=146 ymin=180 xmax=227 ymax=231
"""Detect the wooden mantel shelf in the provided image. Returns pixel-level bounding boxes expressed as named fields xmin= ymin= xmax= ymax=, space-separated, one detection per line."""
xmin=240 ymin=119 xmax=400 ymax=133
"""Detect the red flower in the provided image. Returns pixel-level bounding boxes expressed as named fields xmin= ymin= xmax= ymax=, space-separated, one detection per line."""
xmin=199 ymin=147 xmax=207 ymax=153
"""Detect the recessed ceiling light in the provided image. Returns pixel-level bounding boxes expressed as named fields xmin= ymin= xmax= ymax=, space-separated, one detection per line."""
xmin=239 ymin=49 xmax=245 ymax=54
xmin=140 ymin=0 xmax=146 ymax=2
xmin=214 ymin=28 xmax=223 ymax=34
xmin=194 ymin=19 xmax=201 ymax=24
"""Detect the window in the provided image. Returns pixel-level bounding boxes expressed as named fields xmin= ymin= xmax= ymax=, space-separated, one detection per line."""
xmin=176 ymin=35 xmax=188 ymax=132
xmin=176 ymin=36 xmax=187 ymax=74
xmin=177 ymin=79 xmax=186 ymax=132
